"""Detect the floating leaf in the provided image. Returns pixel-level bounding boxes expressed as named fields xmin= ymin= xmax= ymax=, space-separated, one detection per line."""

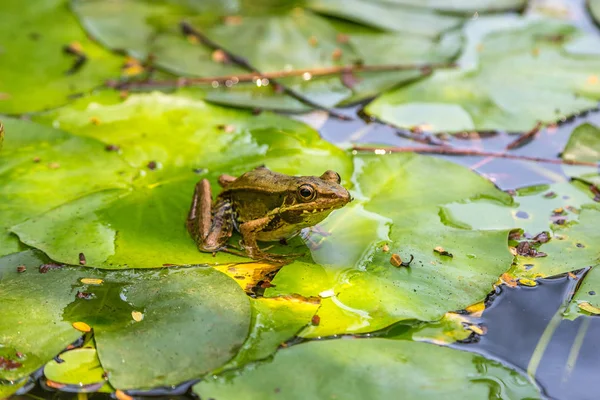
xmin=306 ymin=0 xmax=462 ymax=38
xmin=8 ymin=92 xmax=351 ymax=268
xmin=268 ymin=153 xmax=515 ymax=337
xmin=62 ymin=266 xmax=251 ymax=390
xmin=44 ymin=348 xmax=112 ymax=393
xmin=0 ymin=0 xmax=123 ymax=114
xmin=194 ymin=338 xmax=540 ymax=399
xmin=591 ymin=0 xmax=600 ymax=26
xmin=562 ymin=123 xmax=600 ymax=186
xmin=223 ymin=297 xmax=319 ymax=369
xmin=442 ymin=182 xmax=596 ymax=236
xmin=511 ymin=207 xmax=600 ymax=280
xmin=0 ymin=250 xmax=82 ymax=382
xmin=0 ymin=117 xmax=135 ymax=258
xmin=0 ymin=250 xmax=251 ymax=390
xmin=366 ymin=19 xmax=600 ymax=133
xmin=71 ymin=0 xmax=246 ymax=77
xmin=377 ymin=0 xmax=527 ymax=14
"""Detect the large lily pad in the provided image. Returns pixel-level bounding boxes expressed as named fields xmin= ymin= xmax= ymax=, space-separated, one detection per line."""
xmin=7 ymin=92 xmax=351 ymax=268
xmin=194 ymin=338 xmax=540 ymax=399
xmin=71 ymin=0 xmax=246 ymax=77
xmin=0 ymin=0 xmax=123 ymax=114
xmin=0 ymin=117 xmax=135 ymax=257
xmin=366 ymin=19 xmax=600 ymax=133
xmin=62 ymin=266 xmax=251 ymax=389
xmin=0 ymin=250 xmax=82 ymax=382
xmin=267 ymin=153 xmax=515 ymax=337
xmin=0 ymin=251 xmax=252 ymax=390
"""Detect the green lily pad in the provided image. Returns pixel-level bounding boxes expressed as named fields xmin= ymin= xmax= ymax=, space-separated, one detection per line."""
xmin=442 ymin=182 xmax=597 ymax=236
xmin=511 ymin=207 xmax=600 ymax=280
xmin=0 ymin=250 xmax=252 ymax=390
xmin=366 ymin=19 xmax=600 ymax=133
xmin=267 ymin=153 xmax=515 ymax=337
xmin=306 ymin=0 xmax=462 ymax=38
xmin=591 ymin=0 xmax=600 ymax=26
xmin=71 ymin=0 xmax=246 ymax=77
xmin=223 ymin=297 xmax=319 ymax=370
xmin=0 ymin=380 xmax=26 ymax=398
xmin=62 ymin=266 xmax=251 ymax=390
xmin=44 ymin=348 xmax=112 ymax=392
xmin=0 ymin=250 xmax=82 ymax=382
xmin=377 ymin=0 xmax=527 ymax=14
xmin=194 ymin=338 xmax=540 ymax=399
xmin=562 ymin=123 xmax=600 ymax=186
xmin=0 ymin=117 xmax=136 ymax=258
xmin=0 ymin=0 xmax=123 ymax=114
xmin=9 ymin=92 xmax=351 ymax=268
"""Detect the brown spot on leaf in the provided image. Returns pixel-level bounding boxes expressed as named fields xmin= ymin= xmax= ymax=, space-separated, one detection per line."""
xmin=0 ymin=356 xmax=22 ymax=370
xmin=39 ymin=263 xmax=64 ymax=273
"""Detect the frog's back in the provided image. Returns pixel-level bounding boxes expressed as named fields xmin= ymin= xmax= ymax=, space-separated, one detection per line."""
xmin=220 ymin=168 xmax=296 ymax=223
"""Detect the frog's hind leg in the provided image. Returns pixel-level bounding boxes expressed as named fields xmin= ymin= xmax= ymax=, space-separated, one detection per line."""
xmin=187 ymin=179 xmax=233 ymax=252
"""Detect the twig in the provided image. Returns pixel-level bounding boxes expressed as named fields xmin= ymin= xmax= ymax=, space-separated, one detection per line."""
xmin=352 ymin=145 xmax=600 ymax=167
xmin=111 ymin=62 xmax=456 ymax=89
xmin=180 ymin=21 xmax=354 ymax=120
xmin=110 ymin=21 xmax=456 ymax=120
xmin=505 ymin=121 xmax=543 ymax=150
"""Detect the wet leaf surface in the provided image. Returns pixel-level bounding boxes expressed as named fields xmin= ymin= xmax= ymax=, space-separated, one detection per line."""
xmin=194 ymin=338 xmax=540 ymax=400
xmin=306 ymin=0 xmax=462 ymax=38
xmin=376 ymin=0 xmax=527 ymax=14
xmin=43 ymin=348 xmax=112 ymax=392
xmin=0 ymin=251 xmax=252 ymax=390
xmin=222 ymin=297 xmax=319 ymax=369
xmin=0 ymin=0 xmax=123 ymax=114
xmin=591 ymin=0 xmax=600 ymax=26
xmin=0 ymin=250 xmax=82 ymax=382
xmin=562 ymin=122 xmax=600 ymax=186
xmin=8 ymin=92 xmax=351 ymax=268
xmin=366 ymin=19 xmax=600 ymax=133
xmin=267 ymin=153 xmax=515 ymax=336
xmin=0 ymin=117 xmax=136 ymax=258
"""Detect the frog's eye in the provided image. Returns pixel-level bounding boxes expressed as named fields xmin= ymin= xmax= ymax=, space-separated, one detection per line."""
xmin=298 ymin=184 xmax=316 ymax=201
xmin=320 ymin=170 xmax=341 ymax=184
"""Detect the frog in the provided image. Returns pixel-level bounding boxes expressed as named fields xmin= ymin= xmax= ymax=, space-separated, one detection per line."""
xmin=186 ymin=166 xmax=351 ymax=262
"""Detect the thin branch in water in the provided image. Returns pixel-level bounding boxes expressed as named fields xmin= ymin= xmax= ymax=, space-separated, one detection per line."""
xmin=352 ymin=145 xmax=600 ymax=167
xmin=505 ymin=121 xmax=543 ymax=150
xmin=109 ymin=61 xmax=455 ymax=90
xmin=179 ymin=21 xmax=353 ymax=120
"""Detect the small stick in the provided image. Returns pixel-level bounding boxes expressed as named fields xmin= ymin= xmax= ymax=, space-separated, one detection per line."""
xmin=505 ymin=122 xmax=543 ymax=150
xmin=352 ymin=145 xmax=600 ymax=167
xmin=110 ymin=62 xmax=456 ymax=90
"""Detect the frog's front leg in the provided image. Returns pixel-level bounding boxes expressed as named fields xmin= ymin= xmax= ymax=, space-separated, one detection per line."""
xmin=187 ymin=179 xmax=233 ymax=252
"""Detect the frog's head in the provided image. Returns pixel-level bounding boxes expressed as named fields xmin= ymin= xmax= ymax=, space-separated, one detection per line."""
xmin=281 ymin=170 xmax=351 ymax=226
